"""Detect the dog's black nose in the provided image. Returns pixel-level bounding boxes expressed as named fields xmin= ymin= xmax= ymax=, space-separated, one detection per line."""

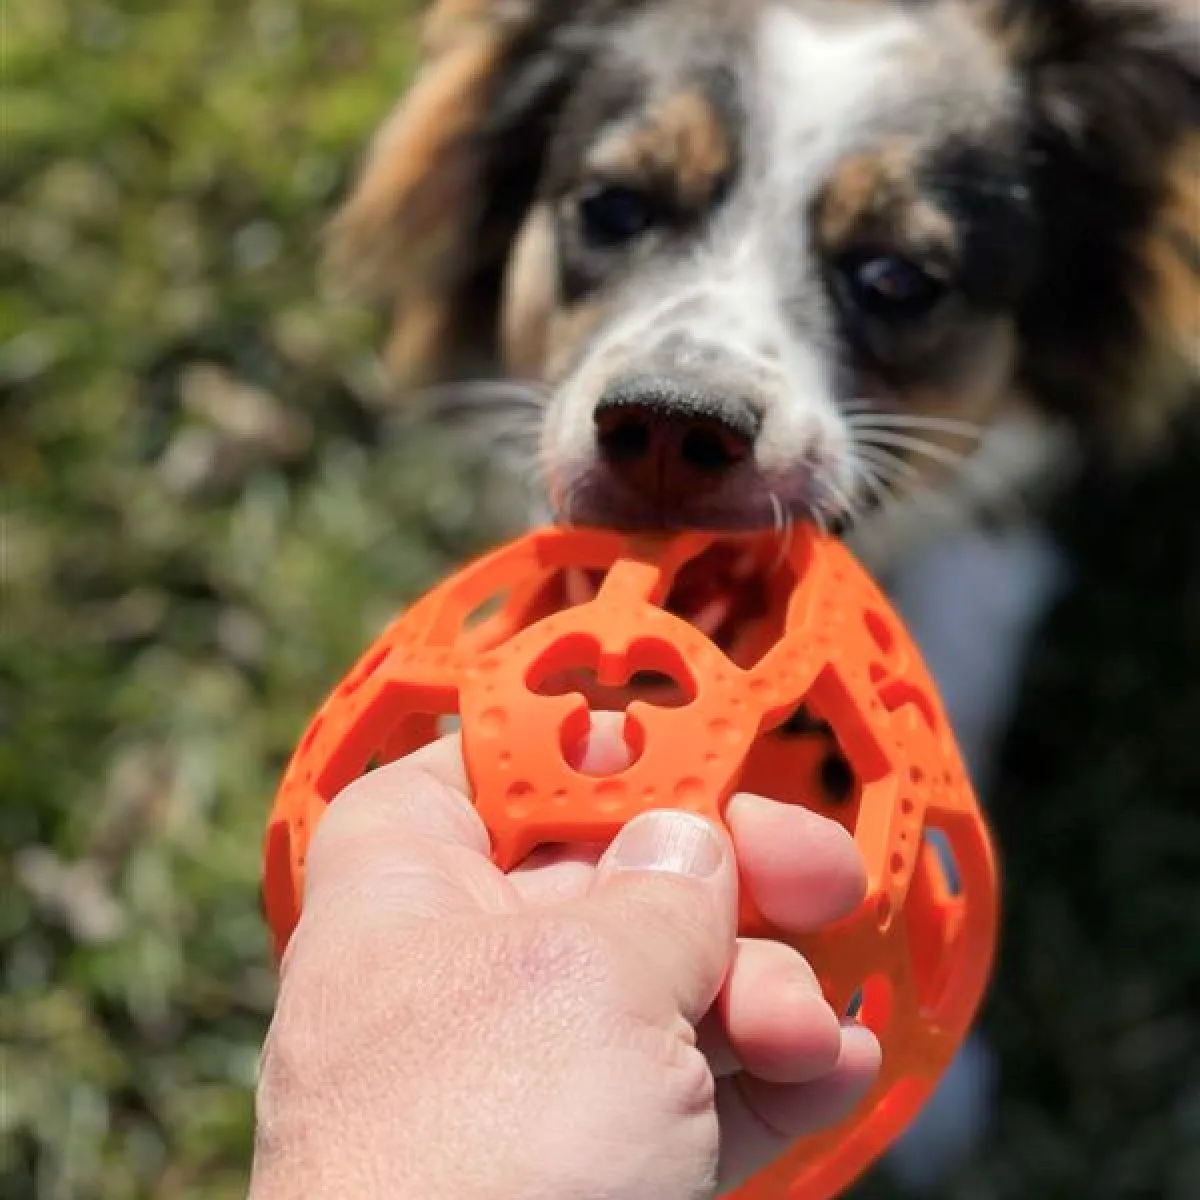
xmin=594 ymin=375 xmax=759 ymax=505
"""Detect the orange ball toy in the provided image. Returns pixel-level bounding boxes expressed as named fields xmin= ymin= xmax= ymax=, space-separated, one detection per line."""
xmin=262 ymin=525 xmax=999 ymax=1199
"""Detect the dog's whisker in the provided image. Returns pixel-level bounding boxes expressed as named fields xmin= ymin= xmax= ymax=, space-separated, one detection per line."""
xmin=767 ymin=491 xmax=796 ymax=572
xmin=488 ymin=421 xmax=544 ymax=448
xmin=550 ymin=467 xmax=597 ymax=528
xmin=483 ymin=435 xmax=541 ymax=464
xmin=851 ymin=457 xmax=900 ymax=513
xmin=446 ymin=414 xmax=546 ymax=444
xmin=478 ymin=407 xmax=545 ymax=426
xmin=853 ymin=459 xmax=913 ymax=495
xmin=841 ymin=400 xmax=984 ymax=442
xmin=853 ymin=442 xmax=920 ymax=489
xmin=854 ymin=444 xmax=924 ymax=485
xmin=862 ymin=458 xmax=915 ymax=510
xmin=414 ymin=379 xmax=551 ymax=409
xmin=498 ymin=448 xmax=545 ymax=477
xmin=921 ymin=427 xmax=1030 ymax=507
xmin=847 ymin=413 xmax=984 ymax=441
xmin=820 ymin=475 xmax=859 ymax=527
xmin=768 ymin=490 xmax=784 ymax=537
xmin=849 ymin=430 xmax=985 ymax=531
xmin=854 ymin=431 xmax=974 ymax=472
xmin=412 ymin=380 xmax=551 ymax=432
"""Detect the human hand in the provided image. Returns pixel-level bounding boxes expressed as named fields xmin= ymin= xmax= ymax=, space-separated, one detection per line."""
xmin=249 ymin=717 xmax=880 ymax=1200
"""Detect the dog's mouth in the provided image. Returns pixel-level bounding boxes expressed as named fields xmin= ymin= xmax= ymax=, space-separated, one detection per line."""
xmin=560 ymin=537 xmax=787 ymax=667
xmin=533 ymin=536 xmax=856 ymax=812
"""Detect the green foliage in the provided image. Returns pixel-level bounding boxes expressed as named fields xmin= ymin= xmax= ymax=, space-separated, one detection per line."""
xmin=5 ymin=3 xmax=1198 ymax=1198
xmin=4 ymin=4 xmax=521 ymax=1197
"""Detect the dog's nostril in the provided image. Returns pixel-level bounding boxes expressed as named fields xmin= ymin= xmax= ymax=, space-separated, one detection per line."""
xmin=596 ymin=414 xmax=652 ymax=463
xmin=681 ymin=426 xmax=745 ymax=472
xmin=593 ymin=376 xmax=760 ymax=507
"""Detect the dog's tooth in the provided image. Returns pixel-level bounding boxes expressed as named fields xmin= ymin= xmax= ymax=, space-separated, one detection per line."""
xmin=731 ymin=550 xmax=759 ymax=580
xmin=564 ymin=568 xmax=594 ymax=608
xmin=689 ymin=594 xmax=734 ymax=640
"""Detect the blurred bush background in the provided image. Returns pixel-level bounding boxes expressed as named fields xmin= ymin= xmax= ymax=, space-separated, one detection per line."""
xmin=3 ymin=2 xmax=1197 ymax=1198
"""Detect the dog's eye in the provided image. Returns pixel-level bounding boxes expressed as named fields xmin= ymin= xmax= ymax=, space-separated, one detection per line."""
xmin=578 ymin=184 xmax=654 ymax=247
xmin=841 ymin=253 xmax=947 ymax=321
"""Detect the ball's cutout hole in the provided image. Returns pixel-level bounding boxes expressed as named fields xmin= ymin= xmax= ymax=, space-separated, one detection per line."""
xmin=330 ymin=710 xmax=457 ymax=799
xmin=559 ymin=708 xmax=646 ymax=778
xmin=819 ymin=752 xmax=856 ymax=804
xmin=740 ymin=690 xmax=864 ymax=831
xmin=658 ymin=540 xmax=806 ymax=670
xmin=878 ymin=680 xmax=938 ymax=731
xmin=863 ymin=609 xmax=895 ymax=657
xmin=298 ymin=715 xmax=324 ymax=754
xmin=337 ymin=645 xmax=390 ymax=696
xmin=535 ymin=665 xmax=691 ymax=708
xmin=464 ymin=589 xmax=511 ymax=630
xmin=924 ymin=827 xmax=962 ymax=896
xmin=527 ymin=634 xmax=698 ymax=713
xmin=845 ymin=988 xmax=864 ymax=1020
xmin=777 ymin=704 xmax=834 ymax=738
xmin=425 ymin=586 xmax=513 ymax=647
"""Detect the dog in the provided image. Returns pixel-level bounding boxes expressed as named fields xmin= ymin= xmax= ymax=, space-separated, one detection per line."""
xmin=325 ymin=0 xmax=1197 ymax=772
xmin=325 ymin=0 xmax=1197 ymax=1179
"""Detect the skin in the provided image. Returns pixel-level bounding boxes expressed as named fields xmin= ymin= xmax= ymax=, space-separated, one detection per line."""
xmin=250 ymin=717 xmax=881 ymax=1199
xmin=277 ymin=2 xmax=1196 ymax=1188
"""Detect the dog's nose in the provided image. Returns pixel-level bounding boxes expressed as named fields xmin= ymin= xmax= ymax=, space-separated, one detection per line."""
xmin=594 ymin=375 xmax=759 ymax=504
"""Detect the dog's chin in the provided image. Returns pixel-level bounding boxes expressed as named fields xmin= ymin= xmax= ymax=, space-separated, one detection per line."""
xmin=553 ymin=537 xmax=794 ymax=690
xmin=551 ymin=465 xmax=845 ymax=535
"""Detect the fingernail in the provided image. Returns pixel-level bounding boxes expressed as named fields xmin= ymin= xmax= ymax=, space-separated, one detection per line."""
xmin=839 ymin=1021 xmax=883 ymax=1066
xmin=606 ymin=811 xmax=724 ymax=879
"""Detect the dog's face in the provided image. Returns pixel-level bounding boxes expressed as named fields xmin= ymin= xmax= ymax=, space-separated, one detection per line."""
xmin=504 ymin=0 xmax=1038 ymax=529
xmin=330 ymin=0 xmax=1199 ymax=535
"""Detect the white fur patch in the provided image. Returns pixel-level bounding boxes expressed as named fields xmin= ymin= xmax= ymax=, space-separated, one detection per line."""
xmin=752 ymin=3 xmax=925 ymax=202
xmin=540 ymin=0 xmax=1018 ymax=527
xmin=545 ymin=4 xmax=926 ymax=505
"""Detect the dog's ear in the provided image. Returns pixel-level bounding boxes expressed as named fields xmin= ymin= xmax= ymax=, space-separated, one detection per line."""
xmin=985 ymin=0 xmax=1200 ymax=451
xmin=325 ymin=0 xmax=627 ymax=386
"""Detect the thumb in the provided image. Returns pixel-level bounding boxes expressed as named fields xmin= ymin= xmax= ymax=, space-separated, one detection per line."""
xmin=580 ymin=810 xmax=739 ymax=1026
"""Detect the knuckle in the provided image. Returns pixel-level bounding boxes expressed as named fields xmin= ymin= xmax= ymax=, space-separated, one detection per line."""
xmin=506 ymin=911 xmax=616 ymax=996
xmin=659 ymin=1022 xmax=718 ymax=1118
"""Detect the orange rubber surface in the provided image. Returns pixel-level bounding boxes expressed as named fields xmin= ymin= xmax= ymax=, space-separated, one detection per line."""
xmin=263 ymin=525 xmax=999 ymax=1200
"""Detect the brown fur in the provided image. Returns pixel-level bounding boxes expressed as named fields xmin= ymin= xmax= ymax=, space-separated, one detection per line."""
xmin=599 ymin=89 xmax=733 ymax=209
xmin=324 ymin=4 xmax=520 ymax=382
xmin=329 ymin=0 xmax=1199 ymax=481
xmin=1129 ymin=134 xmax=1200 ymax=444
xmin=816 ymin=140 xmax=960 ymax=268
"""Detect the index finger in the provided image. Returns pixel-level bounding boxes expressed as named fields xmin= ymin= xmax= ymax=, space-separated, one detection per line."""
xmin=726 ymin=792 xmax=867 ymax=930
xmin=302 ymin=733 xmax=492 ymax=905
xmin=315 ymin=706 xmax=630 ymax=882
